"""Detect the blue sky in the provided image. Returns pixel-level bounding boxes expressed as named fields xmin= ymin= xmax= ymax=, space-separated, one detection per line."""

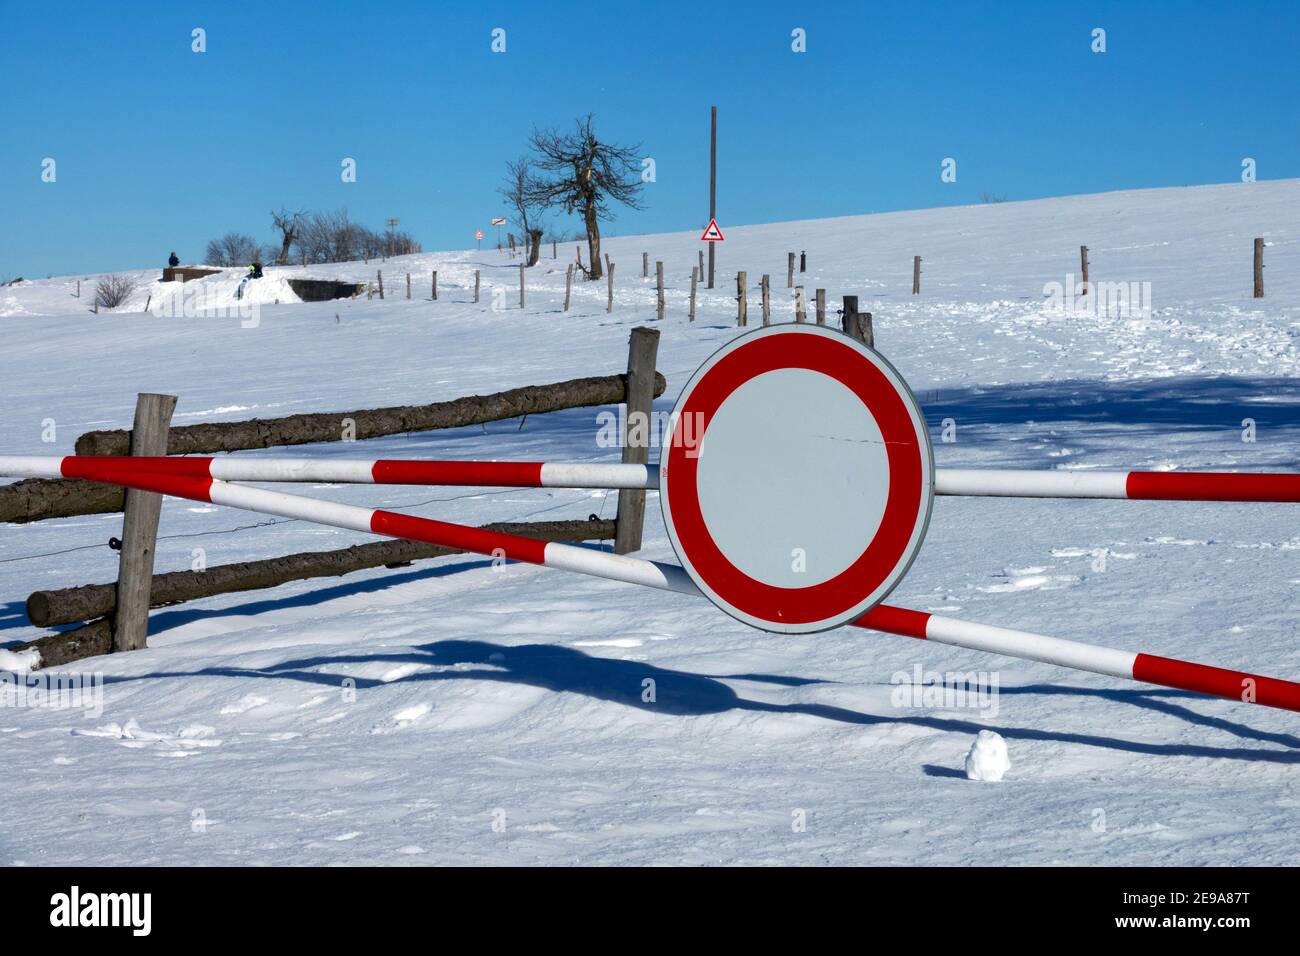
xmin=1 ymin=0 xmax=1297 ymax=277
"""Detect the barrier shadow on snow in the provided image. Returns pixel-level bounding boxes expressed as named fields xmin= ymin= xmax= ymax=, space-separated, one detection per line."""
xmin=919 ymin=374 xmax=1300 ymax=463
xmin=111 ymin=639 xmax=1300 ymax=764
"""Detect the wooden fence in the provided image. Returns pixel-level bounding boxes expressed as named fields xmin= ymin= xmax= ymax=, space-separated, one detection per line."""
xmin=9 ymin=329 xmax=664 ymax=669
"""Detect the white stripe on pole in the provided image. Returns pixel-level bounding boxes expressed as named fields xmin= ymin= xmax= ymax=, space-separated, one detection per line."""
xmin=935 ymin=469 xmax=1129 ymax=498
xmin=539 ymin=462 xmax=657 ymax=489
xmin=0 ymin=456 xmax=64 ymax=479
xmin=542 ymin=541 xmax=698 ymax=595
xmin=208 ymin=480 xmax=376 ymax=533
xmin=209 ymin=458 xmax=378 ymax=483
xmin=923 ymin=613 xmax=1138 ymax=679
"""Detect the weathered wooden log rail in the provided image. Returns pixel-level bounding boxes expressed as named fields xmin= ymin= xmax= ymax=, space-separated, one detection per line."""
xmin=18 ymin=518 xmax=615 ymax=668
xmin=0 ymin=371 xmax=665 ymax=524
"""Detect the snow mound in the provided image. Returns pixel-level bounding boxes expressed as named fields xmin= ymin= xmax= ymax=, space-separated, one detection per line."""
xmin=0 ymin=647 xmax=40 ymax=674
xmin=964 ymin=730 xmax=1011 ymax=782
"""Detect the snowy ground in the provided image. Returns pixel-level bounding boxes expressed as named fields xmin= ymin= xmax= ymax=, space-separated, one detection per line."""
xmin=2 ymin=180 xmax=1298 ymax=865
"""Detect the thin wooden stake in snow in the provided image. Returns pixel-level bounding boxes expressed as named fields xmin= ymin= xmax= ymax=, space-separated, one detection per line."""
xmin=737 ymin=271 xmax=747 ymax=326
xmin=643 ymin=252 xmax=649 ymax=278
xmin=406 ymin=273 xmax=411 ymax=299
xmin=377 ymin=271 xmax=384 ymax=300
xmin=564 ymin=264 xmax=573 ymax=311
xmin=689 ymin=267 xmax=698 ymax=322
xmin=912 ymin=256 xmax=921 ymax=295
xmin=432 ymin=271 xmax=438 ymax=301
xmin=519 ymin=264 xmax=525 ymax=308
xmin=1254 ymin=238 xmax=1265 ymax=298
xmin=607 ymin=261 xmax=615 ymax=313
xmin=1080 ymin=245 xmax=1090 ymax=296
xmin=794 ymin=286 xmax=806 ymax=324
xmin=787 ymin=252 xmax=795 ymax=288
xmin=815 ymin=288 xmax=826 ymax=325
xmin=656 ymin=261 xmax=665 ymax=320
xmin=761 ymin=274 xmax=770 ymax=325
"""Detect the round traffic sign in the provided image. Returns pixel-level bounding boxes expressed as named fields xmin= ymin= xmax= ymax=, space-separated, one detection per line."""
xmin=660 ymin=324 xmax=933 ymax=633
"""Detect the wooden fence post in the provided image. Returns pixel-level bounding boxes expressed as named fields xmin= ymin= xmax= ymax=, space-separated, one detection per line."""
xmin=737 ymin=271 xmax=747 ymax=326
xmin=607 ymin=262 xmax=615 ymax=313
xmin=564 ymin=264 xmax=573 ymax=311
xmin=800 ymin=250 xmax=806 ymax=273
xmin=113 ymin=392 xmax=177 ymax=653
xmin=474 ymin=270 xmax=480 ymax=303
xmin=432 ymin=271 xmax=438 ymax=300
xmin=76 ymin=279 xmax=80 ymax=298
xmin=761 ymin=274 xmax=771 ymax=325
xmin=1080 ymin=245 xmax=1090 ymax=296
xmin=552 ymin=239 xmax=557 ymax=259
xmin=406 ymin=273 xmax=411 ymax=299
xmin=912 ymin=257 xmax=921 ymax=295
xmin=794 ymin=286 xmax=806 ymax=323
xmin=689 ymin=267 xmax=698 ymax=322
xmin=377 ymin=271 xmax=384 ymax=299
xmin=643 ymin=252 xmax=649 ymax=278
xmin=615 ymin=327 xmax=660 ymax=554
xmin=841 ymin=296 xmax=874 ymax=348
xmin=698 ymin=249 xmax=704 ymax=281
xmin=519 ymin=264 xmax=525 ymax=308
xmin=1254 ymin=238 xmax=1265 ymax=298
xmin=815 ymin=288 xmax=826 ymax=325
xmin=787 ymin=252 xmax=795 ymax=288
xmin=656 ymin=261 xmax=665 ymax=320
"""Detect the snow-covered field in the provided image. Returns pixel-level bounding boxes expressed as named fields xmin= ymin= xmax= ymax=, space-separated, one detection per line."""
xmin=2 ymin=181 xmax=1298 ymax=866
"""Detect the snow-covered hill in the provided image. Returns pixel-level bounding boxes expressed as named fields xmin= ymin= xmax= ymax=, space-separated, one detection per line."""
xmin=2 ymin=181 xmax=1298 ymax=865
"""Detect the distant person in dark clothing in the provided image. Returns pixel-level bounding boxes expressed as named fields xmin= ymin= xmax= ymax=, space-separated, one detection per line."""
xmin=168 ymin=251 xmax=180 ymax=267
xmin=247 ymin=262 xmax=263 ymax=279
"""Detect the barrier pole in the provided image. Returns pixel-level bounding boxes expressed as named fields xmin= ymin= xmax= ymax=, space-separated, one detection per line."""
xmin=15 ymin=466 xmax=1300 ymax=716
xmin=4 ymin=457 xmax=1298 ymax=502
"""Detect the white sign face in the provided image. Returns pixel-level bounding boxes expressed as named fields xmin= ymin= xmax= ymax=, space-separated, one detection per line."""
xmin=660 ymin=324 xmax=934 ymax=633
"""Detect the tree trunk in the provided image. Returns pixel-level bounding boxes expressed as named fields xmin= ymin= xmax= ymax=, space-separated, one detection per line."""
xmin=527 ymin=229 xmax=544 ymax=267
xmin=584 ymin=203 xmax=603 ymax=280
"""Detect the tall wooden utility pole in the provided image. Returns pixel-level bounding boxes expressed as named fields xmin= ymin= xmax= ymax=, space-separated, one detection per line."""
xmin=708 ymin=105 xmax=717 ymax=289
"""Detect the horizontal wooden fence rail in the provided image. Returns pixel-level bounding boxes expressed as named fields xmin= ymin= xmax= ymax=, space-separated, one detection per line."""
xmin=1 ymin=372 xmax=666 ymax=524
xmin=19 ymin=518 xmax=616 ymax=664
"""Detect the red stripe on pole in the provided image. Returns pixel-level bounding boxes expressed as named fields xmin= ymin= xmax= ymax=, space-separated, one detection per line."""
xmin=1132 ymin=653 xmax=1300 ymax=713
xmin=369 ymin=509 xmax=548 ymax=564
xmin=60 ymin=465 xmax=216 ymax=502
xmin=854 ymin=604 xmax=931 ymax=639
xmin=62 ymin=456 xmax=215 ymax=480
xmin=1125 ymin=471 xmax=1300 ymax=503
xmin=370 ymin=460 xmax=545 ymax=487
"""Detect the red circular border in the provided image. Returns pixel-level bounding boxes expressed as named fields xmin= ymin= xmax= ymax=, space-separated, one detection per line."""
xmin=664 ymin=332 xmax=924 ymax=627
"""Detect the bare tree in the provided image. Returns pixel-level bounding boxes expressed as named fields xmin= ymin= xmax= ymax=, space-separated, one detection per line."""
xmin=205 ymin=232 xmax=260 ymax=267
xmin=524 ymin=114 xmax=644 ymax=280
xmin=500 ymin=156 xmax=546 ymax=267
xmin=95 ymin=274 xmax=136 ymax=309
xmin=270 ymin=208 xmax=305 ymax=264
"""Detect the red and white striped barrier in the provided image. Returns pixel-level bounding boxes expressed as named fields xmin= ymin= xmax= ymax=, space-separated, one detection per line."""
xmin=11 ymin=464 xmax=1300 ymax=715
xmin=3 ymin=456 xmax=1298 ymax=502
xmin=854 ymin=606 xmax=1300 ymax=713
xmin=0 ymin=455 xmax=658 ymax=490
xmin=935 ymin=468 xmax=1300 ymax=503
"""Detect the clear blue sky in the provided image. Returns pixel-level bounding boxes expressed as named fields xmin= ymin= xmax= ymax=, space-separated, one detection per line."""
xmin=1 ymin=0 xmax=1297 ymax=278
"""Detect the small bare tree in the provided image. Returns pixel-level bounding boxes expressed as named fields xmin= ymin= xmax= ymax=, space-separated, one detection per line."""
xmin=270 ymin=208 xmax=305 ymax=264
xmin=95 ymin=274 xmax=136 ymax=309
xmin=524 ymin=114 xmax=644 ymax=280
xmin=499 ymin=156 xmax=546 ymax=267
xmin=205 ymin=232 xmax=260 ymax=267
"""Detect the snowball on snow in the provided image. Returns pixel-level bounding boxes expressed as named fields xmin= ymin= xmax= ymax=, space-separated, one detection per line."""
xmin=964 ymin=730 xmax=1010 ymax=782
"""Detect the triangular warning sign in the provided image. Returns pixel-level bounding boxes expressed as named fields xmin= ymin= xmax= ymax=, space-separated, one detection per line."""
xmin=700 ymin=219 xmax=725 ymax=242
